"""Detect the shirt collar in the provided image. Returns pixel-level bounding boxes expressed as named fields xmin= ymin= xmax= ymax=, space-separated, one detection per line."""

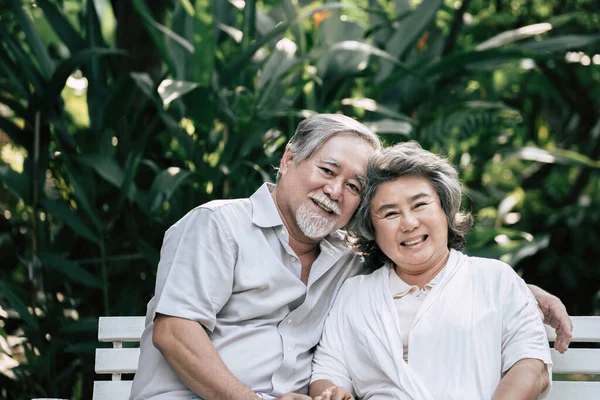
xmin=250 ymin=183 xmax=284 ymax=228
xmin=388 ymin=252 xmax=451 ymax=298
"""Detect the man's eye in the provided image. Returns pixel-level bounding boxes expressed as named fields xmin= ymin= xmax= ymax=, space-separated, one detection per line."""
xmin=347 ymin=183 xmax=360 ymax=193
xmin=320 ymin=167 xmax=333 ymax=175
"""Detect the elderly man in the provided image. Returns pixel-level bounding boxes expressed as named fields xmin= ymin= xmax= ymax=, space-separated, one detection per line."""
xmin=130 ymin=114 xmax=571 ymax=400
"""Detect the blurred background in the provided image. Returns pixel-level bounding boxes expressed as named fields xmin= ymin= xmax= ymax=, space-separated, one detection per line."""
xmin=0 ymin=0 xmax=599 ymax=398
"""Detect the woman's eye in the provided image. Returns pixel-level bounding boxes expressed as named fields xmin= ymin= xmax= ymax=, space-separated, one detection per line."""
xmin=415 ymin=202 xmax=427 ymax=208
xmin=384 ymin=212 xmax=399 ymax=218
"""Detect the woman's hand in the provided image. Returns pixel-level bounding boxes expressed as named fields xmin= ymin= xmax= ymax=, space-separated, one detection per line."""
xmin=313 ymin=385 xmax=354 ymax=400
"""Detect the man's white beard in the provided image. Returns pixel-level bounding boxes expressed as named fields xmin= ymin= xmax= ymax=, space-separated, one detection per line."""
xmin=296 ymin=200 xmax=337 ymax=239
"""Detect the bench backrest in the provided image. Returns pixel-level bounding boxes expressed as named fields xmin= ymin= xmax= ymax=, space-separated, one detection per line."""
xmin=93 ymin=316 xmax=600 ymax=400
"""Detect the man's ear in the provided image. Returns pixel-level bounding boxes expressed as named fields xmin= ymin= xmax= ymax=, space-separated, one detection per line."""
xmin=279 ymin=147 xmax=294 ymax=177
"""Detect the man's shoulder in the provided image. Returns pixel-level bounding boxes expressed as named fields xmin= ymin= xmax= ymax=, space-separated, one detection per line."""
xmin=189 ymin=197 xmax=252 ymax=220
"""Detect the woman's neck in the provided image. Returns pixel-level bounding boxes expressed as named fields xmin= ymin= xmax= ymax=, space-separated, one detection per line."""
xmin=395 ymin=250 xmax=450 ymax=289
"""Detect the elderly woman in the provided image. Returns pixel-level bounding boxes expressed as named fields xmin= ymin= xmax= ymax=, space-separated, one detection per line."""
xmin=309 ymin=142 xmax=552 ymax=400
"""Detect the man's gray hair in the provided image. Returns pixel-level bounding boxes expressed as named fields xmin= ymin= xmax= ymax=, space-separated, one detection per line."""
xmin=276 ymin=114 xmax=382 ymax=180
xmin=347 ymin=141 xmax=473 ymax=268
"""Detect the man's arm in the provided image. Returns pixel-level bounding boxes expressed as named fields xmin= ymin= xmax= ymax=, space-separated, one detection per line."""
xmin=153 ymin=314 xmax=259 ymax=400
xmin=154 ymin=315 xmax=311 ymax=400
xmin=527 ymin=284 xmax=573 ymax=353
xmin=492 ymin=358 xmax=549 ymax=400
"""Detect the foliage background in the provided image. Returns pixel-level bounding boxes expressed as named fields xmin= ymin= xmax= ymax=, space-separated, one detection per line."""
xmin=0 ymin=0 xmax=599 ymax=398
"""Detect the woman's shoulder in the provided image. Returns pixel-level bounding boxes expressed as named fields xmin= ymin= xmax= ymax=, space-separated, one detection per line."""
xmin=463 ymin=253 xmax=526 ymax=287
xmin=338 ymin=264 xmax=389 ymax=297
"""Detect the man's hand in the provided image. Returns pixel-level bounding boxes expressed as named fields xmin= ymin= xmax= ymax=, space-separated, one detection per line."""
xmin=312 ymin=385 xmax=354 ymax=400
xmin=275 ymin=393 xmax=312 ymax=400
xmin=528 ymin=285 xmax=573 ymax=353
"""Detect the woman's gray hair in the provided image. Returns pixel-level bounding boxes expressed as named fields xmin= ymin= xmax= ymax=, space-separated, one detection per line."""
xmin=347 ymin=141 xmax=473 ymax=268
xmin=276 ymin=114 xmax=382 ymax=180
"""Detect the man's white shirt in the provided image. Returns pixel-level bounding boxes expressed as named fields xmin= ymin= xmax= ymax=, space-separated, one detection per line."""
xmin=130 ymin=183 xmax=363 ymax=399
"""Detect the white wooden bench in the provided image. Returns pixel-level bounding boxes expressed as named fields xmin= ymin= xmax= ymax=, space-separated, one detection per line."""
xmin=92 ymin=316 xmax=600 ymax=400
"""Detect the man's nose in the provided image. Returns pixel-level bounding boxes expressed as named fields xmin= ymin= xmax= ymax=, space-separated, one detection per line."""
xmin=323 ymin=178 xmax=343 ymax=200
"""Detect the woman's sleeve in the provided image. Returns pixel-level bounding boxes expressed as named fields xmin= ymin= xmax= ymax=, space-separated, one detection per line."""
xmin=311 ymin=283 xmax=356 ymax=396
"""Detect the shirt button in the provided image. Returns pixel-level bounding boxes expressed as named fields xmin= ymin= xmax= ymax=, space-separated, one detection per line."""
xmin=290 ymin=256 xmax=297 ymax=262
xmin=287 ymin=319 xmax=292 ymax=324
xmin=287 ymin=346 xmax=293 ymax=352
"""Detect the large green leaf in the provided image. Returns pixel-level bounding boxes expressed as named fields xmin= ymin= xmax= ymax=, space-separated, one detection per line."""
xmin=476 ymin=23 xmax=552 ymax=50
xmin=0 ymin=281 xmax=39 ymax=329
xmin=341 ymin=98 xmax=416 ymax=123
xmin=505 ymin=147 xmax=600 ymax=168
xmin=515 ymin=34 xmax=600 ymax=52
xmin=132 ymin=0 xmax=191 ymax=76
xmin=77 ymin=153 xmax=137 ymax=202
xmin=192 ymin=0 xmax=214 ymax=88
xmin=36 ymin=0 xmax=85 ymax=53
xmin=12 ymin=0 xmax=56 ymax=78
xmin=149 ymin=168 xmax=193 ymax=213
xmin=36 ymin=48 xmax=125 ymax=113
xmin=38 ymin=252 xmax=103 ymax=288
xmin=41 ymin=198 xmax=101 ymax=244
xmin=0 ymin=117 xmax=30 ymax=150
xmin=226 ymin=2 xmax=363 ymax=75
xmin=0 ymin=165 xmax=30 ymax=201
xmin=377 ymin=0 xmax=444 ymax=82
xmin=0 ymin=22 xmax=44 ymax=93
xmin=363 ymin=119 xmax=413 ymax=136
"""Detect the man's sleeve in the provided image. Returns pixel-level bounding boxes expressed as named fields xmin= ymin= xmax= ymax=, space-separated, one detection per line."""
xmin=501 ymin=266 xmax=553 ymax=397
xmin=153 ymin=207 xmax=236 ymax=332
xmin=311 ymin=285 xmax=355 ymax=396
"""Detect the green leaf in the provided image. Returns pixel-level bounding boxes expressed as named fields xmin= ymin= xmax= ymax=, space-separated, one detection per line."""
xmin=516 ymin=34 xmax=600 ymax=53
xmin=193 ymin=0 xmax=214 ymax=86
xmin=149 ymin=168 xmax=193 ymax=212
xmin=36 ymin=0 xmax=85 ymax=53
xmin=41 ymin=198 xmax=101 ymax=244
xmin=37 ymin=48 xmax=126 ymax=113
xmin=504 ymin=147 xmax=600 ymax=169
xmin=377 ymin=0 xmax=444 ymax=82
xmin=157 ymin=79 xmax=200 ymax=106
xmin=0 ymin=23 xmax=44 ymax=94
xmin=132 ymin=0 xmax=190 ymax=76
xmin=38 ymin=253 xmax=103 ymax=288
xmin=341 ymin=98 xmax=416 ymax=123
xmin=226 ymin=2 xmax=363 ymax=75
xmin=12 ymin=0 xmax=56 ymax=78
xmin=77 ymin=152 xmax=138 ymax=203
xmin=0 ymin=165 xmax=30 ymax=201
xmin=476 ymin=23 xmax=552 ymax=50
xmin=363 ymin=119 xmax=413 ymax=136
xmin=0 ymin=117 xmax=30 ymax=150
xmin=0 ymin=280 xmax=39 ymax=329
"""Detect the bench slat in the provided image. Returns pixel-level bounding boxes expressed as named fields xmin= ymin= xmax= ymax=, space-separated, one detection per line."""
xmin=98 ymin=316 xmax=146 ymax=342
xmin=95 ymin=348 xmax=140 ymax=374
xmin=551 ymin=349 xmax=600 ymax=374
xmin=92 ymin=381 xmax=133 ymax=400
xmin=545 ymin=316 xmax=600 ymax=342
xmin=547 ymin=381 xmax=600 ymax=400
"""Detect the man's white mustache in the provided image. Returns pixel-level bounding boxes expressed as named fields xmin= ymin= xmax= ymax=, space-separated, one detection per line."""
xmin=309 ymin=193 xmax=341 ymax=216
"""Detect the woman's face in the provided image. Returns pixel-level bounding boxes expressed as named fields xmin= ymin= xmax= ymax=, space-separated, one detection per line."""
xmin=370 ymin=175 xmax=450 ymax=275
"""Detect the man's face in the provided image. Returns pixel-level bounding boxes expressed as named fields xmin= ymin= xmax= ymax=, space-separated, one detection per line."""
xmin=276 ymin=134 xmax=375 ymax=241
